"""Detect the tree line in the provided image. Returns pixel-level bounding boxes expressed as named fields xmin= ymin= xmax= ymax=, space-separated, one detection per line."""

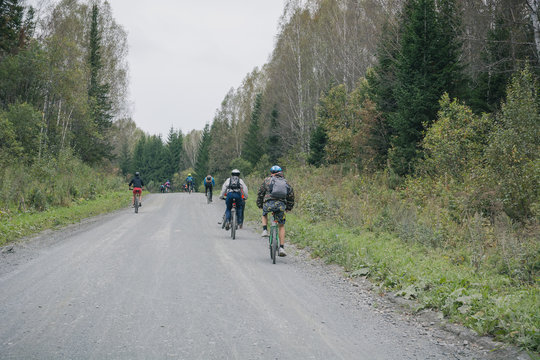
xmin=191 ymin=0 xmax=539 ymax=223
xmin=1 ymin=0 xmax=538 ymax=221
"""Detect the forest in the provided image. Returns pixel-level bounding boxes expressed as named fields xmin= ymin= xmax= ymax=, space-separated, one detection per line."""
xmin=1 ymin=0 xmax=539 ymax=351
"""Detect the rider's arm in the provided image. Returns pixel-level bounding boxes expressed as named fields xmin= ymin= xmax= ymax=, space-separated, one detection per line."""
xmin=240 ymin=179 xmax=248 ymax=200
xmin=219 ymin=179 xmax=229 ymax=198
xmin=256 ymin=180 xmax=266 ymax=209
xmin=286 ymin=185 xmax=295 ymax=211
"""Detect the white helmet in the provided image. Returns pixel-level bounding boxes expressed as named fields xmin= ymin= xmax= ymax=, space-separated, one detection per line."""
xmin=231 ymin=169 xmax=240 ymax=176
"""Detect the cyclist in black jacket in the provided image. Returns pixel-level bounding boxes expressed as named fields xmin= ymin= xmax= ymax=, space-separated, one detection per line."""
xmin=128 ymin=172 xmax=145 ymax=207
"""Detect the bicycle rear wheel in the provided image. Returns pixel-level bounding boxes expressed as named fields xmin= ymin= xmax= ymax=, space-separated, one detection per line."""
xmin=270 ymin=225 xmax=278 ymax=264
xmin=134 ymin=194 xmax=139 ymax=213
xmin=231 ymin=209 xmax=236 ymax=239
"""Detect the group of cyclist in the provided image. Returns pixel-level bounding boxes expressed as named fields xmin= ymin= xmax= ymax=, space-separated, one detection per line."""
xmin=128 ymin=165 xmax=295 ymax=256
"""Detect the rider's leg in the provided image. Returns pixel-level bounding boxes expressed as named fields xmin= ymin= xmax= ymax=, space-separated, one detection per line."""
xmin=237 ymin=199 xmax=244 ymax=225
xmin=261 ymin=214 xmax=268 ymax=227
xmin=225 ymin=195 xmax=233 ymax=222
xmin=278 ymin=224 xmax=285 ymax=246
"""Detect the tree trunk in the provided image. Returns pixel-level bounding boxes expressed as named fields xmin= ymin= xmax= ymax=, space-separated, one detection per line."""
xmin=526 ymin=0 xmax=540 ymax=61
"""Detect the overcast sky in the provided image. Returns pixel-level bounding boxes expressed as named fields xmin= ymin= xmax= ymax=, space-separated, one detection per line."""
xmin=101 ymin=1 xmax=285 ymax=136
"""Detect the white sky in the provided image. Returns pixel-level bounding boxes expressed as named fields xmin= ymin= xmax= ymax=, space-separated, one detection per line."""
xmin=108 ymin=1 xmax=286 ymax=136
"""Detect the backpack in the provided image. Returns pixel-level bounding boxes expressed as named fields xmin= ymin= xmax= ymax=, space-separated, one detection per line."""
xmin=269 ymin=176 xmax=288 ymax=199
xmin=228 ymin=175 xmax=241 ymax=191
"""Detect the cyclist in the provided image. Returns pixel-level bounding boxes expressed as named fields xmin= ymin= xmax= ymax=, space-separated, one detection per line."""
xmin=186 ymin=173 xmax=194 ymax=192
xmin=219 ymin=169 xmax=248 ymax=230
xmin=203 ymin=174 xmax=215 ymax=202
xmin=160 ymin=183 xmax=165 ymax=193
xmin=256 ymin=165 xmax=294 ymax=256
xmin=165 ymin=179 xmax=171 ymax=192
xmin=128 ymin=171 xmax=145 ymax=207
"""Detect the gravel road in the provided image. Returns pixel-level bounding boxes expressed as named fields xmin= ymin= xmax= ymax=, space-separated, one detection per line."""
xmin=0 ymin=193 xmax=529 ymax=359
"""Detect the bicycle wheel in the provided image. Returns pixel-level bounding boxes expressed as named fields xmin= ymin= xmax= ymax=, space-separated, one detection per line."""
xmin=269 ymin=232 xmax=274 ymax=259
xmin=134 ymin=194 xmax=139 ymax=214
xmin=270 ymin=225 xmax=278 ymax=264
xmin=231 ymin=209 xmax=236 ymax=239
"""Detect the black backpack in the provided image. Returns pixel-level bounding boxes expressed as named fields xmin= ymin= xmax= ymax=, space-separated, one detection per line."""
xmin=228 ymin=175 xmax=241 ymax=191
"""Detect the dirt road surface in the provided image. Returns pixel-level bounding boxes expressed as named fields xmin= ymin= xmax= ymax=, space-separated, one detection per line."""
xmin=0 ymin=193 xmax=528 ymax=359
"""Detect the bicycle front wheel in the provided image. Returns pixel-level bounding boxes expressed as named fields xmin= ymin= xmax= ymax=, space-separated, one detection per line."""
xmin=231 ymin=209 xmax=236 ymax=239
xmin=270 ymin=225 xmax=278 ymax=264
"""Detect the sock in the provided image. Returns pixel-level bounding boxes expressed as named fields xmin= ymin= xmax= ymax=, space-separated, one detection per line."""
xmin=263 ymin=225 xmax=267 ymax=231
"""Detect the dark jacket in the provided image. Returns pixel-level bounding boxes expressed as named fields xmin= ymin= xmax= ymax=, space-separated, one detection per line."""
xmin=256 ymin=173 xmax=294 ymax=211
xmin=129 ymin=176 xmax=144 ymax=188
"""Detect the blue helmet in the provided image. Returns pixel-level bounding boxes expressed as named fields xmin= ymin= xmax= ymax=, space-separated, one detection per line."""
xmin=270 ymin=165 xmax=282 ymax=174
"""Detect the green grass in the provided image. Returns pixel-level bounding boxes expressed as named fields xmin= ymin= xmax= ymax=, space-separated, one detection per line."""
xmin=0 ymin=191 xmax=127 ymax=246
xmin=279 ymin=212 xmax=539 ymax=352
xmin=243 ymin=169 xmax=539 ymax=352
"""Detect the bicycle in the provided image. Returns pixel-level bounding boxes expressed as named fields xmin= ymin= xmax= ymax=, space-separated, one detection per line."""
xmin=130 ymin=187 xmax=142 ymax=214
xmin=268 ymin=212 xmax=279 ymax=264
xmin=221 ymin=197 xmax=237 ymax=239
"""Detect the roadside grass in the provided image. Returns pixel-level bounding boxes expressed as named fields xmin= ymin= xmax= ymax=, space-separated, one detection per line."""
xmin=0 ymin=191 xmax=127 ymax=246
xmin=244 ymin=166 xmax=539 ymax=352
xmin=282 ymin=214 xmax=539 ymax=352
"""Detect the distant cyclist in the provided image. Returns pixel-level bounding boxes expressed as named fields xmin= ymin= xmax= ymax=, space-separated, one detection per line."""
xmin=219 ymin=169 xmax=248 ymax=230
xmin=186 ymin=173 xmax=194 ymax=192
xmin=203 ymin=175 xmax=215 ymax=202
xmin=164 ymin=180 xmax=171 ymax=192
xmin=128 ymin=171 xmax=145 ymax=207
xmin=256 ymin=165 xmax=294 ymax=256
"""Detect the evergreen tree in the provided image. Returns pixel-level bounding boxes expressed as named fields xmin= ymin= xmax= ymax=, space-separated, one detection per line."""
xmin=266 ymin=106 xmax=282 ymax=164
xmin=242 ymin=93 xmax=263 ymax=167
xmin=166 ymin=126 xmax=184 ymax=177
xmin=85 ymin=4 xmax=113 ymax=163
xmin=194 ymin=124 xmax=211 ymax=186
xmin=0 ymin=0 xmax=34 ymax=58
xmin=307 ymin=122 xmax=328 ymax=167
xmin=389 ymin=0 xmax=465 ymax=175
xmin=118 ymin=141 xmax=131 ymax=176
xmin=471 ymin=17 xmax=513 ymax=113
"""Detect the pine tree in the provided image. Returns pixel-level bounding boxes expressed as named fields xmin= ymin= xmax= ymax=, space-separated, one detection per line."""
xmin=0 ymin=0 xmax=32 ymax=58
xmin=266 ymin=106 xmax=282 ymax=164
xmin=119 ymin=141 xmax=131 ymax=176
xmin=166 ymin=127 xmax=184 ymax=177
xmin=307 ymin=122 xmax=328 ymax=167
xmin=194 ymin=124 xmax=211 ymax=186
xmin=471 ymin=17 xmax=513 ymax=113
xmin=389 ymin=0 xmax=465 ymax=175
xmin=242 ymin=93 xmax=263 ymax=167
xmin=85 ymin=4 xmax=113 ymax=163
